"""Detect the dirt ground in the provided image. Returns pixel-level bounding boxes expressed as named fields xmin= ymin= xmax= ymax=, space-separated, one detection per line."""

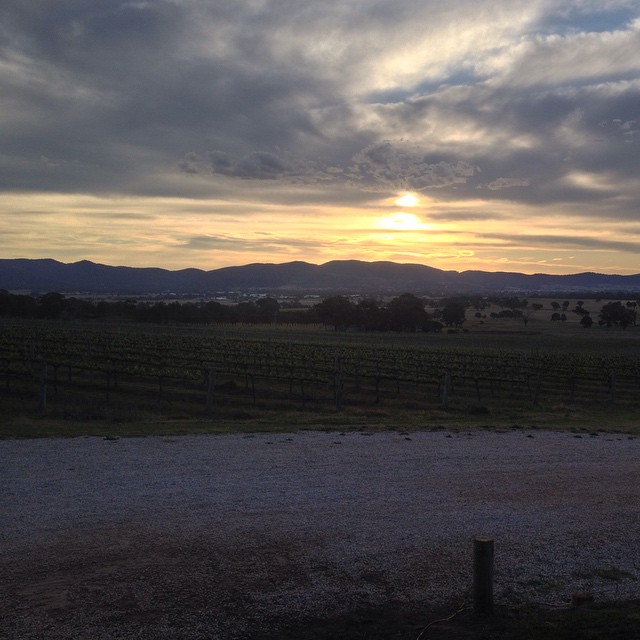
xmin=2 ymin=430 xmax=639 ymax=639
xmin=3 ymin=531 xmax=639 ymax=640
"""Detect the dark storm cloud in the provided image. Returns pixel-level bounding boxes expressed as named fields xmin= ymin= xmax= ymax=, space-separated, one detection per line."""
xmin=0 ymin=0 xmax=329 ymax=194
xmin=207 ymin=150 xmax=320 ymax=181
xmin=181 ymin=143 xmax=478 ymax=191
xmin=346 ymin=143 xmax=478 ymax=191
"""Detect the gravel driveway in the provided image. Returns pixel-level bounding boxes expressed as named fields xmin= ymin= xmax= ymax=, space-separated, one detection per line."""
xmin=1 ymin=429 xmax=639 ymax=639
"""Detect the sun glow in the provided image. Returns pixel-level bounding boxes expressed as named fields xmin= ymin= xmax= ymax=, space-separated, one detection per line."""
xmin=395 ymin=193 xmax=419 ymax=207
xmin=376 ymin=212 xmax=431 ymax=231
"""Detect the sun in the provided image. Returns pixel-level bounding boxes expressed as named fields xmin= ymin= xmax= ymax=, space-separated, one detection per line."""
xmin=395 ymin=192 xmax=419 ymax=207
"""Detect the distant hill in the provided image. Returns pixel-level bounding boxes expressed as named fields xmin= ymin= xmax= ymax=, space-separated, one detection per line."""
xmin=1 ymin=258 xmax=640 ymax=295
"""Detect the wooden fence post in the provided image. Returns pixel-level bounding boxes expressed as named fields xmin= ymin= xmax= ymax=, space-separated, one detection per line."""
xmin=206 ymin=367 xmax=215 ymax=413
xmin=608 ymin=373 xmax=616 ymax=404
xmin=473 ymin=536 xmax=494 ymax=615
xmin=334 ymin=357 xmax=344 ymax=410
xmin=532 ymin=372 xmax=543 ymax=406
xmin=39 ymin=361 xmax=47 ymax=410
xmin=441 ymin=372 xmax=452 ymax=408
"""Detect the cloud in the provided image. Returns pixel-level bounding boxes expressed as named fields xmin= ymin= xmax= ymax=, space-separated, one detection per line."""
xmin=179 ymin=233 xmax=327 ymax=256
xmin=428 ymin=210 xmax=507 ymax=222
xmin=1 ymin=0 xmax=640 ymax=273
xmin=206 ymin=150 xmax=321 ymax=181
xmin=182 ymin=234 xmax=255 ymax=251
xmin=485 ymin=178 xmax=531 ymax=190
xmin=346 ymin=143 xmax=478 ymax=191
xmin=3 ymin=1 xmax=638 ymax=203
xmin=179 ymin=149 xmax=334 ymax=184
xmin=482 ymin=17 xmax=640 ymax=88
xmin=179 ymin=143 xmax=479 ymax=194
xmin=485 ymin=233 xmax=640 ymax=254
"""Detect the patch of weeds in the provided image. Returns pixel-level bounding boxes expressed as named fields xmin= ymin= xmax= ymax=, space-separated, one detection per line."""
xmin=467 ymin=405 xmax=491 ymax=415
xmin=519 ymin=577 xmax=566 ymax=593
xmin=362 ymin=410 xmax=390 ymax=418
xmin=574 ymin=566 xmax=636 ymax=582
xmin=226 ymin=410 xmax=257 ymax=420
xmin=595 ymin=567 xmax=636 ymax=582
xmin=403 ymin=401 xmax=426 ymax=410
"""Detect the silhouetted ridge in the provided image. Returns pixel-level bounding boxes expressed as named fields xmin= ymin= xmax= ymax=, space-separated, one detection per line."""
xmin=1 ymin=258 xmax=639 ymax=294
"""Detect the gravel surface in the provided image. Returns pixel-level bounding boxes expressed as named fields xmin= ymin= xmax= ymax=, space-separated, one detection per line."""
xmin=1 ymin=429 xmax=639 ymax=639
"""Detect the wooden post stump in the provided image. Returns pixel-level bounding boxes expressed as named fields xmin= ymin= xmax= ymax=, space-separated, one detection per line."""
xmin=473 ymin=535 xmax=494 ymax=615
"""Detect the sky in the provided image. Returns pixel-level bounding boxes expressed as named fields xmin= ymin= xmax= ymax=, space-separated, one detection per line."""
xmin=1 ymin=0 xmax=640 ymax=275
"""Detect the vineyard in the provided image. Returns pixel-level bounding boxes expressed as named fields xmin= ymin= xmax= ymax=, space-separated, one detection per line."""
xmin=2 ymin=320 xmax=640 ymax=427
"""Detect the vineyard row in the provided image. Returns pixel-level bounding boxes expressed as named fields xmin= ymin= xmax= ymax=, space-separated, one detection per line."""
xmin=1 ymin=323 xmax=638 ymax=413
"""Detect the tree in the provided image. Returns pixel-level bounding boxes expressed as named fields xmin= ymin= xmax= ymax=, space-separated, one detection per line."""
xmin=203 ymin=300 xmax=233 ymax=323
xmin=440 ymin=299 xmax=466 ymax=327
xmin=598 ymin=301 xmax=636 ymax=329
xmin=37 ymin=292 xmax=66 ymax=319
xmin=580 ymin=315 xmax=593 ymax=328
xmin=315 ymin=296 xmax=355 ymax=331
xmin=256 ymin=297 xmax=280 ymax=323
xmin=355 ymin=298 xmax=386 ymax=331
xmin=0 ymin=290 xmax=37 ymax=317
xmin=423 ymin=319 xmax=444 ymax=333
xmin=387 ymin=293 xmax=428 ymax=332
xmin=489 ymin=296 xmax=525 ymax=310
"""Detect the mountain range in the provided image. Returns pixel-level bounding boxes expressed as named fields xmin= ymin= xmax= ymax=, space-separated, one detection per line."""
xmin=2 ymin=258 xmax=640 ymax=296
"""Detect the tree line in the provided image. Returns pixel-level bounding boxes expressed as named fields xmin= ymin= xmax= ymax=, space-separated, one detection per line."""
xmin=0 ymin=290 xmax=464 ymax=330
xmin=0 ymin=289 xmax=637 ymax=330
